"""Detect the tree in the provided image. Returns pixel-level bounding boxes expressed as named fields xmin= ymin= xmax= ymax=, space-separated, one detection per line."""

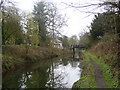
xmin=90 ymin=12 xmax=118 ymax=40
xmin=46 ymin=3 xmax=67 ymax=42
xmin=33 ymin=1 xmax=67 ymax=46
xmin=101 ymin=1 xmax=120 ymax=37
xmin=2 ymin=3 xmax=23 ymax=44
xmin=33 ymin=1 xmax=49 ymax=46
xmin=64 ymin=0 xmax=120 ymax=36
xmin=24 ymin=14 xmax=39 ymax=46
xmin=79 ymin=32 xmax=92 ymax=48
xmin=62 ymin=35 xmax=69 ymax=48
xmin=69 ymin=35 xmax=79 ymax=46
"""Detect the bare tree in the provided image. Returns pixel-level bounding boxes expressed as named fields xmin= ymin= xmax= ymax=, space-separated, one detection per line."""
xmin=46 ymin=2 xmax=67 ymax=42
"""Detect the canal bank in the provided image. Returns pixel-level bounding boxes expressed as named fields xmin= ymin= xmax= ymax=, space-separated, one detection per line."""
xmin=2 ymin=45 xmax=72 ymax=73
xmin=3 ymin=54 xmax=82 ymax=88
xmin=73 ymin=50 xmax=119 ymax=88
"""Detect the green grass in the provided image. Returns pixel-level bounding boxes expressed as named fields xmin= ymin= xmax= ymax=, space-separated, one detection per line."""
xmin=73 ymin=50 xmax=97 ymax=88
xmin=73 ymin=50 xmax=119 ymax=88
xmin=88 ymin=52 xmax=119 ymax=88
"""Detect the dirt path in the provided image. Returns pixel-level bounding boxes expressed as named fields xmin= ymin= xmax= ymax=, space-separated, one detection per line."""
xmin=90 ymin=58 xmax=106 ymax=88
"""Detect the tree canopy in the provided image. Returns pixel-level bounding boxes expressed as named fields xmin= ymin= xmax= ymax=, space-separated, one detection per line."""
xmin=2 ymin=2 xmax=23 ymax=44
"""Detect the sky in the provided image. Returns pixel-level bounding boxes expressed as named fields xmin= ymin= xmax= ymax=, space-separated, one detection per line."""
xmin=12 ymin=0 xmax=103 ymax=38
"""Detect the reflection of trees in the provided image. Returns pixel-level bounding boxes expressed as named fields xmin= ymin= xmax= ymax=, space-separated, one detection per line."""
xmin=17 ymin=62 xmax=50 ymax=88
xmin=20 ymin=59 xmax=67 ymax=88
xmin=72 ymin=48 xmax=81 ymax=59
xmin=62 ymin=58 xmax=69 ymax=66
xmin=3 ymin=57 xmax=81 ymax=88
xmin=24 ymin=66 xmax=49 ymax=88
xmin=46 ymin=60 xmax=67 ymax=88
xmin=3 ymin=72 xmax=22 ymax=88
xmin=18 ymin=72 xmax=32 ymax=88
xmin=3 ymin=59 xmax=67 ymax=88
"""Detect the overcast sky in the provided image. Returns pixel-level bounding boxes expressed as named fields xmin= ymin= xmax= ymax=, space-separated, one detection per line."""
xmin=12 ymin=0 xmax=103 ymax=38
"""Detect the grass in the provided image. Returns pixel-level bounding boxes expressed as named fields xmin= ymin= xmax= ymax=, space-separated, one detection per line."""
xmin=89 ymin=34 xmax=119 ymax=88
xmin=73 ymin=50 xmax=119 ymax=88
xmin=73 ymin=34 xmax=119 ymax=88
xmin=90 ymin=54 xmax=119 ymax=88
xmin=73 ymin=50 xmax=97 ymax=88
xmin=87 ymin=51 xmax=119 ymax=88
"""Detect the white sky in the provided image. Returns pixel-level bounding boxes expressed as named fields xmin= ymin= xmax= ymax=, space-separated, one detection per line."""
xmin=12 ymin=0 xmax=103 ymax=38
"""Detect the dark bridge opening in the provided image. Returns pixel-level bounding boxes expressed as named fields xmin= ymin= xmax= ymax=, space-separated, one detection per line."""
xmin=71 ymin=45 xmax=86 ymax=49
xmin=71 ymin=45 xmax=86 ymax=55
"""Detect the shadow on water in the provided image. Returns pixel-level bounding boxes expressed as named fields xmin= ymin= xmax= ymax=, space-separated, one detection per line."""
xmin=3 ymin=53 xmax=82 ymax=88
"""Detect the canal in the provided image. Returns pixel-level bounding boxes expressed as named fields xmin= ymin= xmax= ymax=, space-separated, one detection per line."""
xmin=3 ymin=54 xmax=82 ymax=88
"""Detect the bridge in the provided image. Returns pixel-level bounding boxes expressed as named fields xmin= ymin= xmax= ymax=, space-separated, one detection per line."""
xmin=71 ymin=45 xmax=86 ymax=50
xmin=70 ymin=45 xmax=86 ymax=55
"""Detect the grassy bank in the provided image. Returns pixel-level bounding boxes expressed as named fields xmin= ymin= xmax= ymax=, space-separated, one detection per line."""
xmin=73 ymin=51 xmax=97 ymax=88
xmin=2 ymin=45 xmax=72 ymax=73
xmin=90 ymin=53 xmax=118 ymax=88
xmin=73 ymin=50 xmax=119 ymax=88
xmin=89 ymin=37 xmax=119 ymax=88
xmin=73 ymin=34 xmax=119 ymax=88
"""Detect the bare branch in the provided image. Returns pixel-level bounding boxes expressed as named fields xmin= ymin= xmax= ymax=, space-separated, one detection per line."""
xmin=62 ymin=1 xmax=120 ymax=16
xmin=62 ymin=2 xmax=101 ymax=8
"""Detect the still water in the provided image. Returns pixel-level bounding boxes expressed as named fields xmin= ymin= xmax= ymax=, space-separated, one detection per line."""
xmin=3 ymin=55 xmax=82 ymax=88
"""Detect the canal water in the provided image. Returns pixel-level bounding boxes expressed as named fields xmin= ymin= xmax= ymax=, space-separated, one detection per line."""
xmin=3 ymin=54 xmax=82 ymax=88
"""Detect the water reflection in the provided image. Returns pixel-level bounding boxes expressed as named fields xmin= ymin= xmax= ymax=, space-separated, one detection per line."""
xmin=3 ymin=56 xmax=81 ymax=88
